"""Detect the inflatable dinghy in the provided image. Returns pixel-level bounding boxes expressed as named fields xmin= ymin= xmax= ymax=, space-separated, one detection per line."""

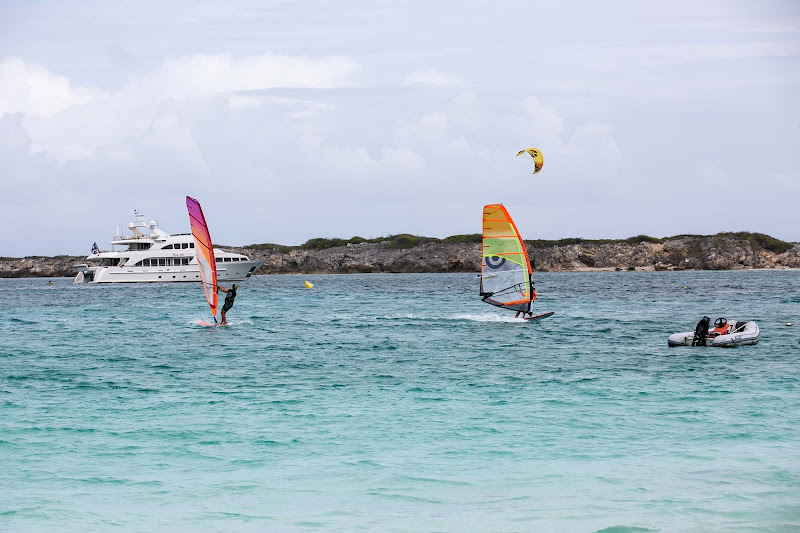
xmin=668 ymin=316 xmax=760 ymax=348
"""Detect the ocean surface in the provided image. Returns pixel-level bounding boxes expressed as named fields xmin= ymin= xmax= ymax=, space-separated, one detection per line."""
xmin=1 ymin=271 xmax=799 ymax=532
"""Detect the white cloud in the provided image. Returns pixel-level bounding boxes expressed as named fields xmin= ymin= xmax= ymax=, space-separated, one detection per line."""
xmin=563 ymin=122 xmax=622 ymax=164
xmin=130 ymin=53 xmax=360 ymax=99
xmin=3 ymin=54 xmax=360 ymax=163
xmin=404 ymin=69 xmax=460 ymax=87
xmin=393 ymin=112 xmax=449 ymax=147
xmin=0 ymin=58 xmax=101 ymax=118
xmin=520 ymin=96 xmax=565 ymax=140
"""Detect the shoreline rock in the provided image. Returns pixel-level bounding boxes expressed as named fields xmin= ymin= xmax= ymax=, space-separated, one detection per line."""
xmin=4 ymin=234 xmax=797 ymax=278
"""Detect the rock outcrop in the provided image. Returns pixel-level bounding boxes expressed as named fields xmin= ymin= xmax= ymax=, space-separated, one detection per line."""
xmin=0 ymin=256 xmax=83 ymax=278
xmin=2 ymin=234 xmax=798 ymax=278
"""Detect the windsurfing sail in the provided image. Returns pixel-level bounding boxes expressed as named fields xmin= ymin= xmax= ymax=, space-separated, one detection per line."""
xmin=186 ymin=196 xmax=218 ymax=321
xmin=480 ymin=204 xmax=536 ymax=313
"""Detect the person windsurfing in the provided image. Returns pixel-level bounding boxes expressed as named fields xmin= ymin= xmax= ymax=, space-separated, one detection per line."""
xmin=514 ymin=274 xmax=535 ymax=319
xmin=217 ymin=283 xmax=237 ymax=325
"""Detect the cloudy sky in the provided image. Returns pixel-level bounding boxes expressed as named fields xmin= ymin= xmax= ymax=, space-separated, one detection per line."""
xmin=1 ymin=0 xmax=798 ymax=256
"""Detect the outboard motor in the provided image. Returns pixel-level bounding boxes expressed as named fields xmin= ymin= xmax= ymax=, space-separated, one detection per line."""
xmin=692 ymin=316 xmax=711 ymax=346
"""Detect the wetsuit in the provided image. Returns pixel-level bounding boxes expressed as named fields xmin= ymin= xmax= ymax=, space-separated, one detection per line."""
xmin=222 ymin=288 xmax=237 ymax=313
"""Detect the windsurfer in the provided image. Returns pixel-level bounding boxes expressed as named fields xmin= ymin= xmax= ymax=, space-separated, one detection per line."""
xmin=217 ymin=283 xmax=237 ymax=325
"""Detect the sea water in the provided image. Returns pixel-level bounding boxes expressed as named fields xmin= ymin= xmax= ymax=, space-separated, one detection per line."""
xmin=1 ymin=271 xmax=799 ymax=532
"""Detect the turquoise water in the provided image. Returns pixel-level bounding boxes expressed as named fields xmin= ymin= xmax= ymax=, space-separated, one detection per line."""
xmin=1 ymin=271 xmax=799 ymax=532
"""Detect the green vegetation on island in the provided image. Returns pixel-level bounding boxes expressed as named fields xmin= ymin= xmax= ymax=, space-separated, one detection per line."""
xmin=238 ymin=231 xmax=793 ymax=253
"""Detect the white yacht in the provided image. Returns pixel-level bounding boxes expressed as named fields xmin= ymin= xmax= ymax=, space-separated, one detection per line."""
xmin=75 ymin=212 xmax=265 ymax=283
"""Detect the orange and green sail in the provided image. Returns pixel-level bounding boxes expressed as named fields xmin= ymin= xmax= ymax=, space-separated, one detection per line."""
xmin=186 ymin=196 xmax=218 ymax=321
xmin=480 ymin=204 xmax=536 ymax=313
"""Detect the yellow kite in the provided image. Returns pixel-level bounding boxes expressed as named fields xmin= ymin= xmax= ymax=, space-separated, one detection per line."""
xmin=516 ymin=147 xmax=543 ymax=174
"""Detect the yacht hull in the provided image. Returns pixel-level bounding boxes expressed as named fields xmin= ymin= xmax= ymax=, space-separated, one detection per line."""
xmin=84 ymin=260 xmax=264 ymax=283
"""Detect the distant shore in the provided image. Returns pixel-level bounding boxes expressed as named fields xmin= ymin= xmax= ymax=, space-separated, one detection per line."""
xmin=2 ymin=232 xmax=799 ymax=278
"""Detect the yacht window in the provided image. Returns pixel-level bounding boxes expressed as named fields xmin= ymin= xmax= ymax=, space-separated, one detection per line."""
xmin=158 ymin=258 xmax=166 ymax=267
xmin=224 ymin=257 xmax=232 ymax=262
xmin=216 ymin=258 xmax=223 ymax=263
xmin=181 ymin=243 xmax=189 ymax=249
xmin=190 ymin=243 xmax=195 ymax=248
xmin=162 ymin=244 xmax=173 ymax=249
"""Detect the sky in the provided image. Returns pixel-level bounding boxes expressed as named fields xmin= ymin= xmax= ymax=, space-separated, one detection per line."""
xmin=1 ymin=0 xmax=799 ymax=256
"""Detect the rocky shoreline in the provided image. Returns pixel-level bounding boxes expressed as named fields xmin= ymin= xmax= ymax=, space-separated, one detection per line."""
xmin=2 ymin=233 xmax=799 ymax=278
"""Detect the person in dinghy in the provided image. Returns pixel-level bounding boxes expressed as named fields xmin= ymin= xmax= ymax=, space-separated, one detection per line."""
xmin=217 ymin=283 xmax=237 ymax=325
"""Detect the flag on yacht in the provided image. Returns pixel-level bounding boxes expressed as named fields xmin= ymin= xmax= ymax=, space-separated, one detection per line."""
xmin=91 ymin=242 xmax=100 ymax=255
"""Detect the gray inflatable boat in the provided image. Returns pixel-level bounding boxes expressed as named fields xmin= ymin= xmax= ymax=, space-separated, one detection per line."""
xmin=668 ymin=317 xmax=760 ymax=348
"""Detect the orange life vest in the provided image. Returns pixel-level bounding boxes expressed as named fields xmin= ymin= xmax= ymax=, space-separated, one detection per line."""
xmin=713 ymin=324 xmax=728 ymax=335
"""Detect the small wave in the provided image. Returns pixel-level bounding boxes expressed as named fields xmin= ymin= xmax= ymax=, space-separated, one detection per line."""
xmin=594 ymin=527 xmax=657 ymax=533
xmin=8 ymin=318 xmax=37 ymax=324
xmin=377 ymin=312 xmax=523 ymax=323
xmin=399 ymin=475 xmax=474 ymax=487
xmin=450 ymin=313 xmax=522 ymax=323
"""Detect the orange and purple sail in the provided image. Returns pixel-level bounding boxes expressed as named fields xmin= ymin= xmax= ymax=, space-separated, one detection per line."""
xmin=186 ymin=196 xmax=218 ymax=320
xmin=480 ymin=204 xmax=536 ymax=313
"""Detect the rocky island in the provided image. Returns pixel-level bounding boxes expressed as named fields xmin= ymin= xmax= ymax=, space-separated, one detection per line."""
xmin=2 ymin=232 xmax=798 ymax=279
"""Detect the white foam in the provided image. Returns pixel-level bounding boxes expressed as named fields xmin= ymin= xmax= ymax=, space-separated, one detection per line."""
xmin=382 ymin=313 xmax=522 ymax=323
xmin=191 ymin=317 xmax=254 ymax=327
xmin=449 ymin=313 xmax=522 ymax=323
